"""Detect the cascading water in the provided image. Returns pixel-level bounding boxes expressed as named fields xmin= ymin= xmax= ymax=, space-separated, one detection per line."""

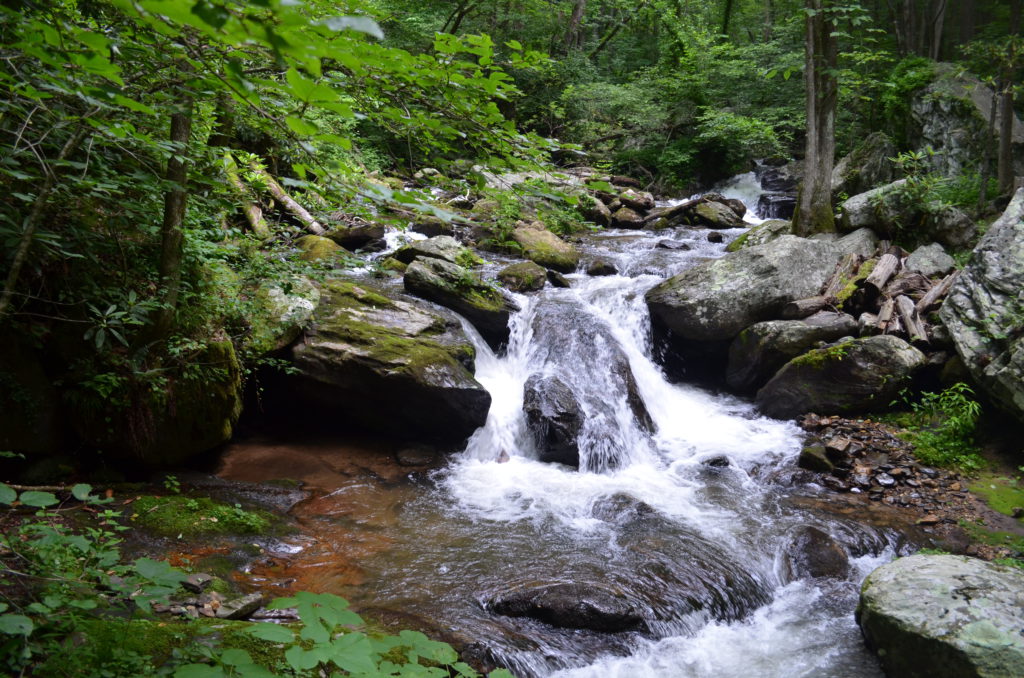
xmin=327 ymin=178 xmax=912 ymax=678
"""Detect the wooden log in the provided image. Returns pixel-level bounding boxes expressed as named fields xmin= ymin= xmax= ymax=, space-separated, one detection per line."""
xmin=864 ymin=253 xmax=901 ymax=294
xmin=821 ymin=253 xmax=862 ymax=300
xmin=781 ymin=296 xmax=830 ymax=319
xmin=876 ymin=298 xmax=895 ymax=329
xmin=249 ymin=162 xmax=326 ymax=236
xmin=895 ymin=294 xmax=928 ymax=345
xmin=883 ymin=314 xmax=904 ymax=335
xmin=884 ymin=271 xmax=932 ymax=299
xmin=224 ymin=152 xmax=271 ymax=239
xmin=916 ymin=271 xmax=959 ymax=314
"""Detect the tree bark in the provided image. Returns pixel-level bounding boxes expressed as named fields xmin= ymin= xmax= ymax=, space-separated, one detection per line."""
xmin=565 ymin=0 xmax=587 ymax=50
xmin=998 ymin=0 xmax=1021 ymax=195
xmin=152 ymin=95 xmax=194 ymax=339
xmin=249 ymin=162 xmax=326 ymax=235
xmin=793 ymin=0 xmax=838 ymax=236
xmin=721 ymin=0 xmax=735 ymax=37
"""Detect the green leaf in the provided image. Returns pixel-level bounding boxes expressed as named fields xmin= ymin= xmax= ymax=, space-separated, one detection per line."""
xmin=19 ymin=491 xmax=58 ymax=508
xmin=284 ymin=645 xmax=319 ymax=671
xmin=219 ymin=648 xmax=252 ymax=667
xmin=248 ymin=623 xmax=295 ymax=643
xmin=0 ymin=614 xmax=33 ymax=636
xmin=134 ymin=557 xmax=187 ymax=584
xmin=0 ymin=483 xmax=16 ymax=505
xmin=71 ymin=484 xmax=93 ymax=501
xmin=173 ymin=664 xmax=224 ymax=678
xmin=328 ymin=632 xmax=376 ymax=674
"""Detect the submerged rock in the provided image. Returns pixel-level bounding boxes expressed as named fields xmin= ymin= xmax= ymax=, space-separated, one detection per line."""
xmin=586 ymin=258 xmax=618 ymax=276
xmin=780 ymin=526 xmax=849 ymax=581
xmin=523 ymin=374 xmax=584 ymax=467
xmin=404 ymin=257 xmax=518 ymax=348
xmin=857 ymin=554 xmax=1024 ymax=678
xmin=287 ymin=279 xmax=490 ymax=443
xmin=486 ymin=583 xmax=643 ymax=632
xmin=755 ymin=335 xmax=926 ymax=419
xmin=645 ymin=236 xmax=841 ymax=343
xmin=940 ymin=188 xmax=1024 ymax=423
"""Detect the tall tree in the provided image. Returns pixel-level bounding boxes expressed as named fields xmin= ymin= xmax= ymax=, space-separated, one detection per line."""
xmin=998 ymin=0 xmax=1022 ymax=195
xmin=794 ymin=0 xmax=838 ymax=235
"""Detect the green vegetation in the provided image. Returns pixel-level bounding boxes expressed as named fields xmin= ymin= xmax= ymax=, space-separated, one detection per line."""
xmin=970 ymin=472 xmax=1024 ymax=520
xmin=790 ymin=339 xmax=854 ymax=369
xmin=129 ymin=496 xmax=273 ymax=537
xmin=888 ymin=383 xmax=985 ymax=471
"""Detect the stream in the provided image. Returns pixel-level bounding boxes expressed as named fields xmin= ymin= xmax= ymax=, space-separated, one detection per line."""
xmin=224 ymin=172 xmax=915 ymax=677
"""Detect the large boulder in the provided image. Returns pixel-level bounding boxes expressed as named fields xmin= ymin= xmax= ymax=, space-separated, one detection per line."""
xmin=910 ymin=63 xmax=1024 ymax=178
xmin=645 ymin=236 xmax=841 ymax=343
xmin=394 ymin=235 xmax=469 ymax=265
xmin=780 ymin=526 xmax=849 ymax=581
xmin=725 ymin=219 xmax=793 ymax=252
xmin=404 ymin=257 xmax=518 ymax=348
xmin=611 ymin=206 xmax=644 ymax=229
xmin=288 ymin=280 xmax=491 ymax=442
xmin=831 ymin=131 xmax=897 ymax=198
xmin=693 ymin=200 xmax=744 ymax=229
xmin=906 ymin=242 xmax=956 ymax=278
xmin=325 ymin=223 xmax=386 ymax=252
xmin=511 ymin=223 xmax=581 ymax=273
xmin=726 ymin=312 xmax=859 ymax=394
xmin=755 ymin=335 xmax=926 ymax=419
xmin=523 ymin=374 xmax=584 ymax=467
xmin=838 ymin=180 xmax=976 ymax=249
xmin=857 ymin=554 xmax=1024 ymax=678
xmin=245 ymin=277 xmax=320 ymax=356
xmin=940 ymin=189 xmax=1024 ymax=423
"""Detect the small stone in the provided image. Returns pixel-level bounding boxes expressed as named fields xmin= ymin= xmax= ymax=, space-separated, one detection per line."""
xmin=875 ymin=473 xmax=896 ymax=487
xmin=216 ymin=593 xmax=265 ymax=620
xmin=707 ymin=231 xmax=724 ymax=243
xmin=656 ymin=239 xmax=690 ymax=250
xmin=850 ymin=487 xmax=863 ymax=494
xmin=586 ymin=258 xmax=618 ymax=276
xmin=916 ymin=515 xmax=941 ymax=526
xmin=397 ymin=446 xmax=437 ymax=466
xmin=547 ymin=270 xmax=572 ymax=288
xmin=182 ymin=573 xmax=214 ymax=594
xmin=948 ymin=482 xmax=961 ymax=491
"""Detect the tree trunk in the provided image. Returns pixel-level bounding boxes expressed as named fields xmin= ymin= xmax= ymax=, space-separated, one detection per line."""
xmin=249 ymin=162 xmax=326 ymax=235
xmin=588 ymin=0 xmax=650 ymax=59
xmin=152 ymin=96 xmax=194 ymax=339
xmin=998 ymin=0 xmax=1021 ymax=195
xmin=794 ymin=0 xmax=838 ymax=236
xmin=721 ymin=0 xmax=735 ymax=37
xmin=565 ymin=0 xmax=587 ymax=50
xmin=929 ymin=0 xmax=947 ymax=60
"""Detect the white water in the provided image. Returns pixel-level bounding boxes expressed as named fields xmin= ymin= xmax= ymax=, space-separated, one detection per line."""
xmin=353 ymin=176 xmax=900 ymax=677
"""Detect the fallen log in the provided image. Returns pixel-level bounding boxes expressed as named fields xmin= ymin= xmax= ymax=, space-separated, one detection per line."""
xmin=876 ymin=298 xmax=895 ymax=330
xmin=781 ymin=296 xmax=830 ymax=319
xmin=895 ymin=295 xmax=928 ymax=345
xmin=821 ymin=253 xmax=862 ymax=301
xmin=884 ymin=271 xmax=932 ymax=299
xmin=916 ymin=271 xmax=959 ymax=314
xmin=864 ymin=253 xmax=900 ymax=295
xmin=224 ymin=152 xmax=271 ymax=239
xmin=249 ymin=161 xmax=326 ymax=236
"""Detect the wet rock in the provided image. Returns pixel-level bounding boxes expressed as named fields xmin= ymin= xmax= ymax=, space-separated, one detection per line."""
xmin=757 ymin=193 xmax=796 ymax=220
xmin=707 ymin=231 xmax=724 ymax=244
xmin=858 ymin=555 xmax=1024 ymax=678
xmin=497 ymin=261 xmax=547 ymax=293
xmin=591 ymin=493 xmax=657 ymax=523
xmin=396 ymin=445 xmax=438 ymax=466
xmin=799 ymin=443 xmax=834 ymax=473
xmin=693 ymin=201 xmax=743 ymax=229
xmin=182 ymin=573 xmax=214 ymax=594
xmin=287 ymin=280 xmax=490 ymax=443
xmin=586 ymin=258 xmax=618 ymax=276
xmin=906 ymin=242 xmax=956 ymax=278
xmin=726 ymin=312 xmax=860 ymax=393
xmin=755 ymin=335 xmax=926 ymax=419
xmin=618 ymin=189 xmax=655 ymax=212
xmin=611 ymin=206 xmax=645 ymax=229
xmin=656 ymin=239 xmax=690 ymax=250
xmin=487 ymin=583 xmax=643 ymax=632
xmin=216 ymin=592 xmax=265 ymax=620
xmin=404 ymin=257 xmax=518 ymax=349
xmin=581 ymin=195 xmax=612 ymax=228
xmin=409 ymin=216 xmax=455 ymax=238
xmin=757 ymin=165 xmax=798 ymax=192
xmin=940 ymin=189 xmax=1024 ymax=423
xmin=325 ymin=223 xmax=387 ymax=251
xmin=512 ymin=223 xmax=581 ymax=273
xmin=646 ymin=236 xmax=842 ymax=343
xmin=781 ymin=526 xmax=849 ymax=580
xmin=394 ymin=235 xmax=468 ymax=265
xmin=546 ymin=270 xmax=572 ymax=288
xmin=523 ymin=374 xmax=584 ymax=467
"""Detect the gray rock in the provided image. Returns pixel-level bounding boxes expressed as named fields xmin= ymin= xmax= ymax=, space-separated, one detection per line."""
xmin=404 ymin=257 xmax=518 ymax=349
xmin=523 ymin=374 xmax=584 ymax=467
xmin=611 ymin=206 xmax=645 ymax=229
xmin=725 ymin=219 xmax=792 ymax=252
xmin=247 ymin=277 xmax=319 ymax=356
xmin=409 ymin=216 xmax=455 ymax=238
xmin=906 ymin=242 xmax=956 ymax=278
xmin=798 ymin=443 xmax=833 ymax=473
xmin=497 ymin=261 xmax=547 ymax=293
xmin=834 ymin=228 xmax=880 ymax=259
xmin=857 ymin=554 xmax=1024 ymax=678
xmin=511 ymin=223 xmax=581 ymax=273
xmin=581 ymin=195 xmax=612 ymax=228
xmin=726 ymin=312 xmax=859 ymax=393
xmin=487 ymin=583 xmax=643 ymax=632
xmin=656 ymin=239 xmax=691 ymax=251
xmin=586 ymin=258 xmax=618 ymax=276
xmin=618 ymin=189 xmax=655 ymax=212
xmin=182 ymin=573 xmax=215 ymax=594
xmin=755 ymin=335 xmax=926 ymax=419
xmin=394 ymin=235 xmax=468 ymax=265
xmin=838 ymin=181 xmax=977 ymax=249
xmin=831 ymin=131 xmax=897 ymax=197
xmin=547 ymin=270 xmax=572 ymax=288
xmin=216 ymin=592 xmax=265 ymax=620
xmin=325 ymin=223 xmax=387 ymax=251
xmin=940 ymin=189 xmax=1024 ymax=423
xmin=838 ymin=180 xmax=906 ymax=233
xmin=288 ymin=280 xmax=490 ymax=442
xmin=646 ymin=236 xmax=842 ymax=343
xmin=780 ymin=526 xmax=849 ymax=581
xmin=693 ymin=201 xmax=743 ymax=229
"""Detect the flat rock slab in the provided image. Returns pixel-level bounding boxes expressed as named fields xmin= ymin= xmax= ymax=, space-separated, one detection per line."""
xmin=486 ymin=583 xmax=643 ymax=632
xmin=857 ymin=554 xmax=1024 ymax=678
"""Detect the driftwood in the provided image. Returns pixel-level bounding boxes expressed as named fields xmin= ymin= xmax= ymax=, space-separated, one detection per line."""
xmin=884 ymin=271 xmax=932 ymax=299
xmin=876 ymin=298 xmax=895 ymax=329
xmin=864 ymin=253 xmax=901 ymax=294
xmin=224 ymin=153 xmax=271 ymax=239
xmin=821 ymin=253 xmax=862 ymax=301
xmin=895 ymin=295 xmax=928 ymax=345
xmin=249 ymin=162 xmax=326 ymax=236
xmin=781 ymin=296 xmax=830 ymax=319
xmin=916 ymin=271 xmax=959 ymax=314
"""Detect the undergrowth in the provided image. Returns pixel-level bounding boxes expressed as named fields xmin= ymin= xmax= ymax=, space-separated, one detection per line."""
xmin=887 ymin=383 xmax=985 ymax=471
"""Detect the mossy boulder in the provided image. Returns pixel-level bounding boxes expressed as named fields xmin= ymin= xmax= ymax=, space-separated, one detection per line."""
xmin=858 ymin=554 xmax=1024 ymax=678
xmin=244 ymin=276 xmax=319 ymax=356
xmin=409 ymin=215 xmax=455 ymax=238
xmin=296 ymin=235 xmax=343 ymax=261
xmin=287 ymin=279 xmax=490 ymax=443
xmin=693 ymin=201 xmax=743 ymax=229
xmin=831 ymin=131 xmax=897 ymax=198
xmin=403 ymin=257 xmax=518 ymax=348
xmin=580 ymin=195 xmax=612 ymax=228
xmin=610 ymin=206 xmax=644 ymax=229
xmin=754 ymin=335 xmax=926 ymax=419
xmin=393 ymin=235 xmax=468 ymax=266
xmin=71 ymin=341 xmax=244 ymax=464
xmin=725 ymin=219 xmax=793 ymax=252
xmin=324 ymin=223 xmax=386 ymax=252
xmin=511 ymin=223 xmax=581 ymax=273
xmin=497 ymin=261 xmax=547 ymax=292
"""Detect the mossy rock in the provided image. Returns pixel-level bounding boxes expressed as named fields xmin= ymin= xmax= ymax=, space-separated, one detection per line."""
xmin=511 ymin=225 xmax=581 ymax=273
xmin=244 ymin=276 xmax=320 ymax=357
xmin=296 ymin=235 xmax=343 ymax=261
xmin=725 ymin=220 xmax=793 ymax=252
xmin=130 ymin=495 xmax=273 ymax=537
xmin=497 ymin=261 xmax=547 ymax=292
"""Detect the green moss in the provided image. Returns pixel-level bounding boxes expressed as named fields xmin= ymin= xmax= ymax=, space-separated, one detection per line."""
xmin=296 ymin=235 xmax=342 ymax=262
xmin=130 ymin=495 xmax=272 ymax=537
xmin=790 ymin=339 xmax=853 ymax=369
xmin=836 ymin=258 xmax=876 ymax=306
xmin=970 ymin=473 xmax=1024 ymax=519
xmin=725 ymin=232 xmax=749 ymax=252
xmin=454 ymin=249 xmax=484 ymax=268
xmin=960 ymin=520 xmax=1024 ymax=553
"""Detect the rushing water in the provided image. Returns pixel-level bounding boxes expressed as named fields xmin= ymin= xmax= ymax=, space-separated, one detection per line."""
xmin=235 ymin=175 xmax=913 ymax=677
